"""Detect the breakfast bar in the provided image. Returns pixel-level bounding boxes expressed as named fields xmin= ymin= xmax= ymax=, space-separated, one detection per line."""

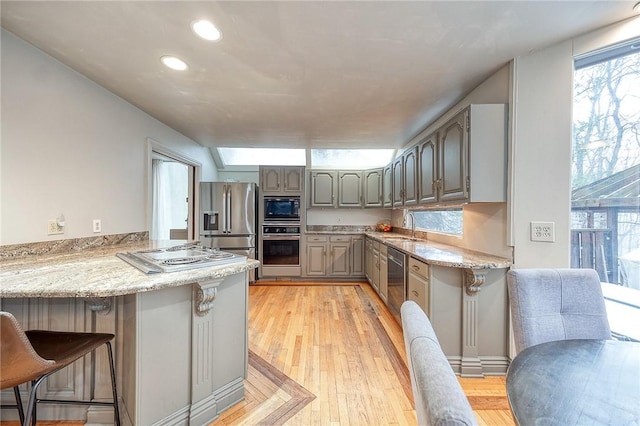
xmin=0 ymin=239 xmax=259 ymax=426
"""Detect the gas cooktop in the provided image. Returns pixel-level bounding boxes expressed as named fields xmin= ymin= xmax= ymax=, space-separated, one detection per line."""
xmin=116 ymin=243 xmax=247 ymax=274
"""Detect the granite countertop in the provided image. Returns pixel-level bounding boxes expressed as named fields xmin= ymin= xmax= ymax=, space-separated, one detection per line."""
xmin=0 ymin=241 xmax=259 ymax=298
xmin=364 ymin=232 xmax=511 ymax=269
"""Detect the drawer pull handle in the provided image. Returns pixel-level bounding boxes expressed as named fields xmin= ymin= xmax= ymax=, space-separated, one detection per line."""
xmin=412 ymin=290 xmax=419 ymax=297
xmin=412 ymin=265 xmax=420 ymax=271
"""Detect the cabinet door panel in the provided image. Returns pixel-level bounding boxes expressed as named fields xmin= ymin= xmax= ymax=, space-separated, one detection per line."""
xmin=382 ymin=165 xmax=393 ymax=208
xmin=392 ymin=158 xmax=404 ymax=208
xmin=283 ymin=167 xmax=303 ymax=193
xmin=310 ymin=171 xmax=336 ymax=207
xmin=338 ymin=171 xmax=362 ymax=207
xmin=329 ymin=243 xmax=350 ymax=275
xmin=418 ymin=134 xmax=438 ymax=204
xmin=351 ymin=236 xmax=364 ymax=275
xmin=439 ymin=112 xmax=468 ymax=202
xmin=403 ymin=147 xmax=418 ymax=206
xmin=261 ymin=167 xmax=281 ymax=193
xmin=363 ymin=169 xmax=383 ymax=208
xmin=306 ymin=244 xmax=327 ymax=275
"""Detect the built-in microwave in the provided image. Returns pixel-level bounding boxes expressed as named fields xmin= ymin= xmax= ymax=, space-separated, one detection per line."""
xmin=263 ymin=196 xmax=301 ymax=222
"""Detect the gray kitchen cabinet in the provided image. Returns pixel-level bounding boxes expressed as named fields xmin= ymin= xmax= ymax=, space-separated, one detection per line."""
xmin=403 ymin=147 xmax=418 ymax=206
xmin=328 ymin=236 xmax=350 ymax=275
xmin=363 ymin=168 xmax=383 ymax=208
xmin=260 ymin=166 xmax=304 ymax=195
xmin=392 ymin=157 xmax=404 ymax=208
xmin=417 ymin=133 xmax=438 ymax=204
xmin=379 ymin=244 xmax=388 ymax=303
xmin=382 ymin=164 xmax=393 ymax=208
xmin=310 ymin=171 xmax=336 ymax=207
xmin=306 ymin=236 xmax=328 ymax=276
xmin=439 ymin=111 xmax=467 ymax=202
xmin=305 ymin=235 xmax=362 ymax=277
xmin=309 ymin=170 xmax=366 ymax=208
xmin=364 ymin=237 xmax=388 ymax=302
xmin=417 ymin=104 xmax=507 ymax=205
xmin=351 ymin=236 xmax=365 ymax=275
xmin=371 ymin=241 xmax=380 ymax=292
xmin=407 ymin=256 xmax=429 ymax=314
xmin=337 ymin=171 xmax=362 ymax=207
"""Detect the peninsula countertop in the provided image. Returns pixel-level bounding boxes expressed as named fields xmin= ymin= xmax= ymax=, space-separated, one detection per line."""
xmin=0 ymin=241 xmax=259 ymax=298
xmin=363 ymin=232 xmax=511 ymax=269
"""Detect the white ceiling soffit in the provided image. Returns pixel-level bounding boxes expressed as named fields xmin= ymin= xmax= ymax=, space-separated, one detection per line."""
xmin=1 ymin=1 xmax=637 ymax=150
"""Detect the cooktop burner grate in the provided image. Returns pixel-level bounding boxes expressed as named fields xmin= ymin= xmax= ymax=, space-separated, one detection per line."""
xmin=161 ymin=257 xmax=203 ymax=265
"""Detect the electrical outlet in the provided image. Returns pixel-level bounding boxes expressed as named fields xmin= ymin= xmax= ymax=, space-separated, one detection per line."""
xmin=48 ymin=220 xmax=64 ymax=235
xmin=93 ymin=219 xmax=102 ymax=233
xmin=531 ymin=221 xmax=555 ymax=242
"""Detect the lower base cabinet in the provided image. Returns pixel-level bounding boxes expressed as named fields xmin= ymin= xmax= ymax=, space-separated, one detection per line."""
xmin=407 ymin=256 xmax=429 ymax=313
xmin=365 ymin=236 xmax=509 ymax=377
xmin=305 ymin=235 xmax=364 ymax=278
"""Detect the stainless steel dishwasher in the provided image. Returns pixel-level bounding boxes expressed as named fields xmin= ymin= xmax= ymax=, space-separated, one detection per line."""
xmin=387 ymin=247 xmax=406 ymax=324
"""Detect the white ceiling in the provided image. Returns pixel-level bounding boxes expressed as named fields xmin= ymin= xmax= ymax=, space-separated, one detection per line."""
xmin=1 ymin=1 xmax=637 ymax=150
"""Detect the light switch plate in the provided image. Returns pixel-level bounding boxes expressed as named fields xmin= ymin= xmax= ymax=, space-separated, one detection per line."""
xmin=531 ymin=221 xmax=555 ymax=242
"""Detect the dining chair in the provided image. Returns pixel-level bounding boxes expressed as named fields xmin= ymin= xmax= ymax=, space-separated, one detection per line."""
xmin=401 ymin=300 xmax=477 ymax=426
xmin=0 ymin=311 xmax=120 ymax=426
xmin=507 ymin=268 xmax=612 ymax=353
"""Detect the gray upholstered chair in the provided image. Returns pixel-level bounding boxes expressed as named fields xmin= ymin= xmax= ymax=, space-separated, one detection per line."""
xmin=401 ymin=301 xmax=477 ymax=426
xmin=507 ymin=268 xmax=612 ymax=353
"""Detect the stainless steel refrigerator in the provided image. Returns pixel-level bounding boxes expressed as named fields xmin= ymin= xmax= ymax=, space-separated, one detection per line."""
xmin=199 ymin=182 xmax=257 ymax=282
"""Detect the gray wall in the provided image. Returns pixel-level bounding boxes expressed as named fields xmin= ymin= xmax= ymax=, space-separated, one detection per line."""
xmin=1 ymin=30 xmax=218 ymax=245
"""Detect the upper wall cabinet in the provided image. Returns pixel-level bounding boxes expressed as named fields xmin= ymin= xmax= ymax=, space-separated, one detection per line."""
xmin=338 ymin=171 xmax=362 ymax=207
xmin=382 ymin=165 xmax=393 ymax=208
xmin=309 ymin=170 xmax=364 ymax=208
xmin=363 ymin=168 xmax=383 ymax=208
xmin=310 ymin=171 xmax=336 ymax=207
xmin=392 ymin=157 xmax=403 ymax=208
xmin=403 ymin=147 xmax=418 ymax=206
xmin=260 ymin=166 xmax=304 ymax=195
xmin=417 ymin=104 xmax=507 ymax=205
xmin=417 ymin=133 xmax=438 ymax=204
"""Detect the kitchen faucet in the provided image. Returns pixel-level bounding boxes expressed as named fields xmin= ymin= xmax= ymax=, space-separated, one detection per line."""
xmin=403 ymin=211 xmax=416 ymax=240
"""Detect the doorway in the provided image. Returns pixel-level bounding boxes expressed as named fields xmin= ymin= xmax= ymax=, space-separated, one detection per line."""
xmin=149 ymin=140 xmax=200 ymax=242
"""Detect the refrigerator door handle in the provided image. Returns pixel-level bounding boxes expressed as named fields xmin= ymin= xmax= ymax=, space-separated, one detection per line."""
xmin=226 ymin=184 xmax=232 ymax=233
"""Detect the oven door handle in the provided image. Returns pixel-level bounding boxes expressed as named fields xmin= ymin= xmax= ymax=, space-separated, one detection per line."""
xmin=262 ymin=235 xmax=300 ymax=240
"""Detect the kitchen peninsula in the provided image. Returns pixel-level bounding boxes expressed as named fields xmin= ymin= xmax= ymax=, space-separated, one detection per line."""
xmin=0 ymin=236 xmax=259 ymax=426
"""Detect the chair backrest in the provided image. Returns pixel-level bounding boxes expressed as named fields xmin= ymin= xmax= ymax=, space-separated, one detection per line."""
xmin=401 ymin=301 xmax=477 ymax=426
xmin=0 ymin=312 xmax=55 ymax=390
xmin=507 ymin=268 xmax=611 ymax=353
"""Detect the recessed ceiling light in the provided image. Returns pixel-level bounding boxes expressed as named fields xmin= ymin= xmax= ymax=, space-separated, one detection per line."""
xmin=191 ymin=19 xmax=222 ymax=41
xmin=161 ymin=55 xmax=188 ymax=71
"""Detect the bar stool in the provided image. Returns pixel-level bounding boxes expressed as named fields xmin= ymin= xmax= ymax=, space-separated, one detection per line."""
xmin=0 ymin=311 xmax=121 ymax=426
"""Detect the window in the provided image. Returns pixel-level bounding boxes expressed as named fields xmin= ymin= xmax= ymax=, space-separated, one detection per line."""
xmin=412 ymin=209 xmax=463 ymax=236
xmin=310 ymin=149 xmax=395 ymax=169
xmin=217 ymin=147 xmax=305 ymax=166
xmin=572 ymin=40 xmax=640 ymax=341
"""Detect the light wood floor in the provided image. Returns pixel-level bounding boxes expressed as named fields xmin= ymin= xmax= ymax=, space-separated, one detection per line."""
xmin=213 ymin=281 xmax=515 ymax=425
xmin=1 ymin=282 xmax=514 ymax=425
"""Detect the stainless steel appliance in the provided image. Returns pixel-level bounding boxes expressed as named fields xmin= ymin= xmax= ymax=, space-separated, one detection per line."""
xmin=261 ymin=224 xmax=301 ymax=267
xmin=387 ymin=247 xmax=406 ymax=324
xmin=263 ymin=196 xmax=301 ymax=222
xmin=117 ymin=243 xmax=246 ymax=274
xmin=200 ymin=182 xmax=258 ymax=281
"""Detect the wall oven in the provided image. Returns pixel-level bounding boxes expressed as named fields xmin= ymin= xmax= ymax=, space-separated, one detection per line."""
xmin=261 ymin=225 xmax=301 ymax=267
xmin=263 ymin=197 xmax=301 ymax=222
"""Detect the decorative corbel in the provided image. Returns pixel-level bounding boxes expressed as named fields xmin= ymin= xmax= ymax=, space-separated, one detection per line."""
xmin=463 ymin=269 xmax=488 ymax=295
xmin=194 ymin=279 xmax=223 ymax=315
